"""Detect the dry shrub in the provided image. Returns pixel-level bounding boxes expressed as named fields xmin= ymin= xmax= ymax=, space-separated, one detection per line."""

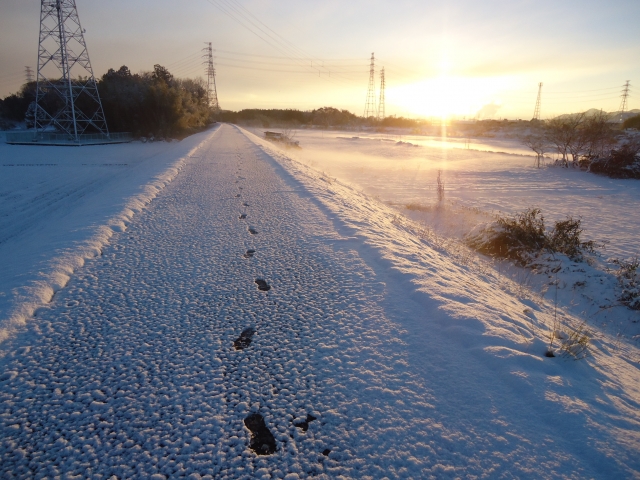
xmin=612 ymin=257 xmax=640 ymax=310
xmin=466 ymin=208 xmax=597 ymax=265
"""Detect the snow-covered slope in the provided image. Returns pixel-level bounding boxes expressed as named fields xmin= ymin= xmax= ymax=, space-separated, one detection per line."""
xmin=0 ymin=128 xmax=216 ymax=347
xmin=1 ymin=125 xmax=638 ymax=478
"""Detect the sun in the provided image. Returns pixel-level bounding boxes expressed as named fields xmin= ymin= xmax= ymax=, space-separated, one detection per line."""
xmin=387 ymin=75 xmax=515 ymax=120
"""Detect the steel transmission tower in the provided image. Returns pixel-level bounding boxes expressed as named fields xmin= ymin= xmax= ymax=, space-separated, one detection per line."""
xmin=618 ymin=80 xmax=630 ymax=117
xmin=363 ymin=52 xmax=376 ymax=118
xmin=204 ymin=43 xmax=220 ymax=112
xmin=25 ymin=66 xmax=34 ymax=83
xmin=377 ymin=67 xmax=385 ymax=120
xmin=34 ymin=0 xmax=108 ymax=141
xmin=532 ymin=82 xmax=543 ymax=121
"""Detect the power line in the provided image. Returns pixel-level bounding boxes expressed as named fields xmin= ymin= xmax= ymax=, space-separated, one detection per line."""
xmin=378 ymin=67 xmax=385 ymax=120
xmin=25 ymin=67 xmax=34 ymax=83
xmin=618 ymin=80 xmax=630 ymax=114
xmin=203 ymin=42 xmax=221 ymax=111
xmin=532 ymin=82 xmax=542 ymax=120
xmin=35 ymin=0 xmax=109 ymax=141
xmin=364 ymin=53 xmax=376 ymax=118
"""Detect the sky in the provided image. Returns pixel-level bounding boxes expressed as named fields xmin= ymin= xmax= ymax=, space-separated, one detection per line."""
xmin=1 ymin=0 xmax=639 ymax=119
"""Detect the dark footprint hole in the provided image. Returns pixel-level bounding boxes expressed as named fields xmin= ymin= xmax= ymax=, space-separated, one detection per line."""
xmin=244 ymin=249 xmax=255 ymax=258
xmin=294 ymin=414 xmax=317 ymax=432
xmin=243 ymin=202 xmax=249 ymax=207
xmin=234 ymin=327 xmax=256 ymax=350
xmin=248 ymin=227 xmax=258 ymax=235
xmin=322 ymin=449 xmax=331 ymax=456
xmin=235 ymin=194 xmax=241 ymax=198
xmin=244 ymin=413 xmax=277 ymax=455
xmin=239 ymin=213 xmax=247 ymax=220
xmin=545 ymin=350 xmax=556 ymax=358
xmin=255 ymin=279 xmax=271 ymax=291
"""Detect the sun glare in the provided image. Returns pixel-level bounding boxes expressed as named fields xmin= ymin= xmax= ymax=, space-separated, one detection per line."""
xmin=388 ymin=75 xmax=515 ymax=120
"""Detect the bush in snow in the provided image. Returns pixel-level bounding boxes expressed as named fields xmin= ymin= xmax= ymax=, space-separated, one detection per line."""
xmin=612 ymin=257 xmax=640 ymax=310
xmin=589 ymin=138 xmax=640 ymax=179
xmin=466 ymin=208 xmax=596 ymax=266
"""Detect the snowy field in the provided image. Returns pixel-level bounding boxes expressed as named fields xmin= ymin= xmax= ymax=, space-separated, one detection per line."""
xmin=0 ymin=129 xmax=214 ymax=344
xmin=271 ymin=129 xmax=640 ymax=260
xmin=1 ymin=125 xmax=639 ymax=478
xmin=260 ymin=128 xmax=640 ymax=349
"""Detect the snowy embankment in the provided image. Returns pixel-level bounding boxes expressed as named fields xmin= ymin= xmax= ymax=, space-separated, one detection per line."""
xmin=0 ymin=124 xmax=638 ymax=478
xmin=243 ymin=127 xmax=640 ymax=477
xmin=0 ymin=126 xmax=218 ymax=348
xmin=268 ymin=129 xmax=640 ymax=353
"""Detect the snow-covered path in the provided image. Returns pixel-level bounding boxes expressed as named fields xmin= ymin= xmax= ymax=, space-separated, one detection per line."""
xmin=1 ymin=125 xmax=638 ymax=478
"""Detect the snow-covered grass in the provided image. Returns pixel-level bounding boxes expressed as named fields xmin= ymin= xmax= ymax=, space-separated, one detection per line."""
xmin=0 ymin=127 xmax=217 ymax=350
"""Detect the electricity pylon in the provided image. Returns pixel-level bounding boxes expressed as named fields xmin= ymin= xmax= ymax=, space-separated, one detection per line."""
xmin=25 ymin=66 xmax=34 ymax=83
xmin=204 ymin=42 xmax=220 ymax=112
xmin=34 ymin=0 xmax=109 ymax=141
xmin=377 ymin=67 xmax=385 ymax=120
xmin=532 ymin=82 xmax=542 ymax=121
xmin=618 ymin=80 xmax=630 ymax=118
xmin=363 ymin=52 xmax=376 ymax=118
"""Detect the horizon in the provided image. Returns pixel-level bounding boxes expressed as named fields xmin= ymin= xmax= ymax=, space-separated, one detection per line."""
xmin=1 ymin=0 xmax=638 ymax=120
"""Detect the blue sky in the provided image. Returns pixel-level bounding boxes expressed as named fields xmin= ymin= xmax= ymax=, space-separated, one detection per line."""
xmin=1 ymin=0 xmax=638 ymax=118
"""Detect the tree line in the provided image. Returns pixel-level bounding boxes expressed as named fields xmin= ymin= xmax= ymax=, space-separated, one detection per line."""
xmin=1 ymin=70 xmax=427 ymax=135
xmin=522 ymin=112 xmax=640 ymax=178
xmin=217 ymin=107 xmax=427 ymax=129
xmin=0 ymin=64 xmax=214 ymax=137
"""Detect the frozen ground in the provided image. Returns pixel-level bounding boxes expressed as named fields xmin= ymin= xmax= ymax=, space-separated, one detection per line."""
xmin=0 ymin=130 xmax=213 ymax=344
xmin=1 ymin=125 xmax=639 ymax=478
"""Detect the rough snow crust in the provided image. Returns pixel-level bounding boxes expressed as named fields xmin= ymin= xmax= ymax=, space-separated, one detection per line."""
xmin=1 ymin=125 xmax=639 ymax=478
xmin=0 ymin=131 xmax=214 ymax=347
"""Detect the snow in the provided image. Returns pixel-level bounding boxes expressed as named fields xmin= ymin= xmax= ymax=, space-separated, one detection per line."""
xmin=0 ymin=129 xmax=215 ymax=346
xmin=279 ymin=129 xmax=640 ymax=259
xmin=1 ymin=124 xmax=639 ymax=478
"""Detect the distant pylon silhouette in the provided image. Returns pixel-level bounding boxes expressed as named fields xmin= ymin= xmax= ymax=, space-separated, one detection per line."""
xmin=363 ymin=53 xmax=376 ymax=118
xmin=25 ymin=66 xmax=34 ymax=83
xmin=618 ymin=80 xmax=630 ymax=119
xmin=377 ymin=67 xmax=385 ymax=120
xmin=532 ymin=82 xmax=543 ymax=121
xmin=203 ymin=42 xmax=220 ymax=112
xmin=34 ymin=0 xmax=109 ymax=141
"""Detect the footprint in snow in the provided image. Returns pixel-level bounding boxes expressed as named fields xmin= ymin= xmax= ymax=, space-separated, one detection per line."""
xmin=255 ymin=279 xmax=271 ymax=291
xmin=243 ymin=202 xmax=249 ymax=207
xmin=239 ymin=213 xmax=247 ymax=220
xmin=244 ymin=413 xmax=277 ymax=455
xmin=243 ymin=249 xmax=255 ymax=258
xmin=235 ymin=194 xmax=241 ymax=198
xmin=234 ymin=327 xmax=256 ymax=350
xmin=248 ymin=227 xmax=258 ymax=235
xmin=294 ymin=414 xmax=317 ymax=432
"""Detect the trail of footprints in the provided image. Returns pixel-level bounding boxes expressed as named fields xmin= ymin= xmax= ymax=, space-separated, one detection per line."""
xmin=232 ymin=146 xmax=328 ymax=459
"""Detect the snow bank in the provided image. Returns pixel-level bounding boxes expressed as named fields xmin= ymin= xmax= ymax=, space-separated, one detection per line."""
xmin=0 ymin=126 xmax=219 ymax=351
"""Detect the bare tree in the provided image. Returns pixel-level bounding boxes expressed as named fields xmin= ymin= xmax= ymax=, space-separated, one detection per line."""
xmin=581 ymin=111 xmax=615 ymax=160
xmin=521 ymin=131 xmax=549 ymax=168
xmin=545 ymin=113 xmax=585 ymax=167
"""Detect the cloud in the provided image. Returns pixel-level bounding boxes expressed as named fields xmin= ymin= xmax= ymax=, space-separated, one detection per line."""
xmin=476 ymin=102 xmax=501 ymax=119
